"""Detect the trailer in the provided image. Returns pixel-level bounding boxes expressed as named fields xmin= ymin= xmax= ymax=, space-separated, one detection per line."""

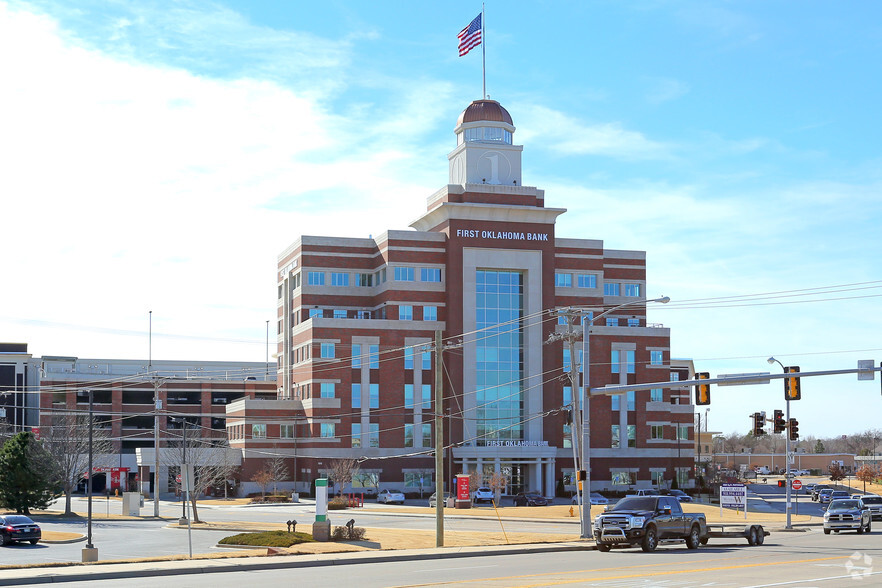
xmin=701 ymin=523 xmax=769 ymax=546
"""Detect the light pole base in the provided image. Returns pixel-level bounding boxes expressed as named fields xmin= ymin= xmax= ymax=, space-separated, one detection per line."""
xmin=82 ymin=547 xmax=98 ymax=562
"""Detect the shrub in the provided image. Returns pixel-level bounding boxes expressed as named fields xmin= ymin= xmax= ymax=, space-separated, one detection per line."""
xmin=218 ymin=531 xmax=315 ymax=547
xmin=331 ymin=525 xmax=366 ymax=541
xmin=328 ymin=496 xmax=349 ymax=510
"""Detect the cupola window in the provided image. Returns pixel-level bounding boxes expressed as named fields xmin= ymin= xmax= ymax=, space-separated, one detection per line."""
xmin=459 ymin=126 xmax=513 ymax=145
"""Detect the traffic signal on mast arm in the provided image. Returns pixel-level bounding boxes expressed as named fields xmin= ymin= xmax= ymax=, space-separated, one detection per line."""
xmin=695 ymin=372 xmax=711 ymax=405
xmin=773 ymin=409 xmax=786 ymax=434
xmin=789 ymin=418 xmax=800 ymax=441
xmin=784 ymin=366 xmax=801 ymax=401
xmin=752 ymin=411 xmax=766 ymax=436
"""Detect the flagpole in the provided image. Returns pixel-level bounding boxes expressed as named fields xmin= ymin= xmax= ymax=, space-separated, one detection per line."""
xmin=482 ymin=3 xmax=486 ymax=98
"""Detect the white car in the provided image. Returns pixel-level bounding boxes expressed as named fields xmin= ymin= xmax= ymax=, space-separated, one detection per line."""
xmin=376 ymin=489 xmax=405 ymax=504
xmin=572 ymin=492 xmax=608 ymax=505
xmin=473 ymin=487 xmax=494 ymax=503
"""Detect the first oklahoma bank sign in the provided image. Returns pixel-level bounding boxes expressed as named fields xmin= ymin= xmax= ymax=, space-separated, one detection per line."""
xmin=455 ymin=228 xmax=549 ymax=242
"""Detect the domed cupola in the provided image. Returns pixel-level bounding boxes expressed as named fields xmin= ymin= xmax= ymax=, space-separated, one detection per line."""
xmin=449 ymin=99 xmax=523 ymax=187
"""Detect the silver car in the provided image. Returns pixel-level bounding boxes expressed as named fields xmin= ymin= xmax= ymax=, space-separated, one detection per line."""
xmin=824 ymin=499 xmax=872 ymax=534
xmin=376 ymin=488 xmax=405 ymax=504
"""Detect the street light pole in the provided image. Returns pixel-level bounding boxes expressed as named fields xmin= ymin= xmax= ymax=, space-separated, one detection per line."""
xmin=579 ymin=296 xmax=670 ymax=539
xmin=768 ymin=356 xmax=792 ymax=530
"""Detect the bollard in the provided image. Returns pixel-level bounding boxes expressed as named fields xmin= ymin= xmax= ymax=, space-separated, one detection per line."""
xmin=286 ymin=520 xmax=293 ymax=532
xmin=346 ymin=518 xmax=355 ymax=539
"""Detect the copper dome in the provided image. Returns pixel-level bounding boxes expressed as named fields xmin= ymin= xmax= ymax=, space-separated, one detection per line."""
xmin=456 ymin=99 xmax=513 ymax=126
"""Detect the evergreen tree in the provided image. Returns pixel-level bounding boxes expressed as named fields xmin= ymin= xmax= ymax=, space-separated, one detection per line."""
xmin=0 ymin=432 xmax=56 ymax=514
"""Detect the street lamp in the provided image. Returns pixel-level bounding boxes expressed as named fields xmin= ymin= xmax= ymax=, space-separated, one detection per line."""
xmin=767 ymin=356 xmax=793 ymax=530
xmin=577 ymin=295 xmax=670 ymax=538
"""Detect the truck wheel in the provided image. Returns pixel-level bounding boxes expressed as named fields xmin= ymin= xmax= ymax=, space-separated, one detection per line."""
xmin=747 ymin=526 xmax=758 ymax=546
xmin=858 ymin=523 xmax=865 ymax=534
xmin=824 ymin=528 xmax=831 ymax=534
xmin=641 ymin=525 xmax=658 ymax=552
xmin=867 ymin=521 xmax=872 ymax=533
xmin=686 ymin=525 xmax=701 ymax=549
xmin=700 ymin=537 xmax=709 ymax=545
xmin=597 ymin=543 xmax=611 ymax=552
xmin=756 ymin=526 xmax=765 ymax=545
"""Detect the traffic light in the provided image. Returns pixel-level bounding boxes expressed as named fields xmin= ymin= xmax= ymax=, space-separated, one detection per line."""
xmin=784 ymin=366 xmax=801 ymax=401
xmin=789 ymin=418 xmax=799 ymax=441
xmin=576 ymin=470 xmax=587 ymax=481
xmin=773 ymin=409 xmax=786 ymax=434
xmin=752 ymin=411 xmax=766 ymax=436
xmin=695 ymin=372 xmax=711 ymax=405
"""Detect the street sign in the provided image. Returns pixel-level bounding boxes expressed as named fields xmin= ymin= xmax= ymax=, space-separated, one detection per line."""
xmin=858 ymin=359 xmax=875 ymax=381
xmin=717 ymin=372 xmax=771 ymax=386
xmin=792 ymin=479 xmax=802 ymax=490
xmin=176 ymin=474 xmax=182 ymax=484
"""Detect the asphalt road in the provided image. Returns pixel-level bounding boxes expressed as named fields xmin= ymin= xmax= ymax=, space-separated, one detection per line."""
xmin=38 ymin=525 xmax=882 ymax=587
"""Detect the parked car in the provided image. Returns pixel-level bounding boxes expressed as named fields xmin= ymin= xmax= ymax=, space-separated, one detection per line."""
xmin=571 ymin=492 xmax=609 ymax=505
xmin=824 ymin=499 xmax=872 ymax=534
xmin=376 ymin=489 xmax=405 ymax=504
xmin=625 ymin=489 xmax=660 ymax=498
xmin=427 ymin=492 xmax=450 ymax=508
xmin=513 ymin=492 xmax=548 ymax=506
xmin=473 ymin=487 xmax=494 ymax=503
xmin=859 ymin=495 xmax=882 ymax=521
xmin=0 ymin=515 xmax=41 ymax=546
xmin=667 ymin=489 xmax=692 ymax=503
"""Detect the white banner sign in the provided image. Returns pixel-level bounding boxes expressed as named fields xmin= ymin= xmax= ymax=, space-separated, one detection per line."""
xmin=720 ymin=483 xmax=747 ymax=508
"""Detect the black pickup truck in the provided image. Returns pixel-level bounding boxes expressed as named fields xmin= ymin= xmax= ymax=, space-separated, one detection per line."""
xmin=593 ymin=495 xmax=708 ymax=552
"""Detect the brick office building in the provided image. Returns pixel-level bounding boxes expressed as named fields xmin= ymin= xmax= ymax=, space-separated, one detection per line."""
xmin=229 ymin=99 xmax=695 ymax=496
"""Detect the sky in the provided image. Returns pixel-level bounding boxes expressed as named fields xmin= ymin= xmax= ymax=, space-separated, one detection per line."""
xmin=1 ymin=1 xmax=881 ymax=439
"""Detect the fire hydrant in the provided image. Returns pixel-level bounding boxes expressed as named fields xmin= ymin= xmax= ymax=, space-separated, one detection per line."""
xmin=569 ymin=506 xmax=575 ymax=517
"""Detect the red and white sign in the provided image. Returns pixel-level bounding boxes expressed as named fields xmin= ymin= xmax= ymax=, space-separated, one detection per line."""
xmin=456 ymin=475 xmax=471 ymax=501
xmin=31 ymin=427 xmax=40 ymax=440
xmin=791 ymin=479 xmax=802 ymax=490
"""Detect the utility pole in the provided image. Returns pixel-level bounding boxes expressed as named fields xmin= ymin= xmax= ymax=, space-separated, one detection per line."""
xmin=434 ymin=329 xmax=444 ymax=547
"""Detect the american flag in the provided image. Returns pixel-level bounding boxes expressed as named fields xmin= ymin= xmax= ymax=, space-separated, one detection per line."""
xmin=458 ymin=14 xmax=482 ymax=57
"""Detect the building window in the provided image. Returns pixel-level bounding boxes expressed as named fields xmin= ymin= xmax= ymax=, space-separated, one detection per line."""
xmin=604 ymin=282 xmax=620 ymax=296
xmin=356 ymin=310 xmax=371 ymax=319
xmin=606 ymin=317 xmax=618 ymax=327
xmin=320 ymin=343 xmax=335 ymax=358
xmin=421 ymin=384 xmax=431 ymax=407
xmin=612 ymin=471 xmax=637 ymax=485
xmin=678 ymin=423 xmax=689 ymax=441
xmin=423 ymin=306 xmax=437 ymax=321
xmin=475 ymin=269 xmax=525 ymax=444
xmin=405 ymin=472 xmax=433 ymax=488
xmin=611 ymin=425 xmax=620 ymax=448
xmin=651 ymin=425 xmax=664 ymax=440
xmin=611 ymin=350 xmax=620 ymax=374
xmin=404 ymin=347 xmax=414 ymax=369
xmin=558 ymin=314 xmax=568 ymax=325
xmin=626 ymin=390 xmax=635 ymax=411
xmin=280 ymin=424 xmax=294 ymax=438
xmin=351 ymin=423 xmax=361 ymax=447
xmin=627 ymin=318 xmax=639 ymax=327
xmin=628 ymin=425 xmax=637 ymax=447
xmin=651 ymin=350 xmax=663 ymax=365
xmin=577 ymin=274 xmax=597 ymax=288
xmin=308 ymin=271 xmax=325 ymax=286
xmin=555 ymin=273 xmax=572 ymax=287
xmin=369 ymin=423 xmax=379 ymax=447
xmin=399 ymin=305 xmax=413 ymax=320
xmin=351 ymin=384 xmax=361 ymax=408
xmin=320 ymin=423 xmax=335 ymax=438
xmin=611 ymin=394 xmax=620 ymax=411
xmin=421 ymin=423 xmax=432 ymax=447
xmin=670 ymin=372 xmax=680 ymax=382
xmin=333 ymin=309 xmax=347 ymax=319
xmin=320 ymin=383 xmax=335 ymax=399
xmin=309 ymin=308 xmax=323 ymax=319
xmin=626 ymin=350 xmax=635 ymax=374
xmin=352 ymin=344 xmax=361 ymax=368
xmin=624 ymin=283 xmax=641 ymax=297
xmin=563 ymin=386 xmax=572 ymax=406
xmin=677 ymin=469 xmax=689 ymax=487
xmin=375 ymin=268 xmax=386 ymax=284
xmin=563 ymin=424 xmax=572 ymax=448
xmin=356 ymin=273 xmax=373 ymax=287
xmin=421 ymin=267 xmax=441 ymax=282
xmin=404 ymin=384 xmax=414 ymax=409
xmin=563 ymin=348 xmax=572 ymax=372
xmin=404 ymin=423 xmax=414 ymax=447
xmin=331 ymin=272 xmax=349 ymax=287
xmin=369 ymin=384 xmax=379 ymax=408
xmin=650 ymin=388 xmax=663 ymax=402
xmin=252 ymin=424 xmax=266 ymax=439
xmin=422 ymin=350 xmax=431 ymax=370
xmin=652 ymin=471 xmax=665 ymax=486
xmin=369 ymin=345 xmax=379 ymax=369
xmin=394 ymin=267 xmax=415 ymax=281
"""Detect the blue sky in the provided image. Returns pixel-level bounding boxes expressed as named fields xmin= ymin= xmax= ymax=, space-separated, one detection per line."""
xmin=1 ymin=1 xmax=881 ymax=439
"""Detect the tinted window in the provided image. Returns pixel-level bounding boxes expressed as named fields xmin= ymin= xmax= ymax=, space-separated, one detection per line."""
xmin=612 ymin=497 xmax=656 ymax=511
xmin=861 ymin=497 xmax=882 ymax=505
xmin=4 ymin=516 xmax=34 ymax=525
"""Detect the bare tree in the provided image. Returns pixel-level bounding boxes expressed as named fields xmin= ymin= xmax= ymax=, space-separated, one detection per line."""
xmin=251 ymin=468 xmax=273 ymax=500
xmin=856 ymin=464 xmax=879 ymax=493
xmin=267 ymin=453 xmax=289 ymax=495
xmin=162 ymin=421 xmax=237 ymax=523
xmin=329 ymin=458 xmax=359 ymax=495
xmin=487 ymin=470 xmax=507 ymax=505
xmin=829 ymin=462 xmax=846 ymax=482
xmin=40 ymin=412 xmax=113 ymax=515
